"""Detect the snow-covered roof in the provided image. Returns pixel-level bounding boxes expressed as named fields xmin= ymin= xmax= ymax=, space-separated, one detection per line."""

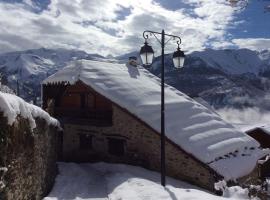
xmin=0 ymin=92 xmax=60 ymax=130
xmin=258 ymin=126 xmax=270 ymax=135
xmin=247 ymin=125 xmax=270 ymax=136
xmin=43 ymin=60 xmax=269 ymax=180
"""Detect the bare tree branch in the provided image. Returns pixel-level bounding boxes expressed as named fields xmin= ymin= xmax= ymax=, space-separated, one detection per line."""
xmin=227 ymin=0 xmax=270 ymax=12
xmin=227 ymin=0 xmax=248 ymax=8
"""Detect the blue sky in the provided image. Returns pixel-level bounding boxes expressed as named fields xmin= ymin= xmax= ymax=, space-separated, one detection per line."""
xmin=229 ymin=0 xmax=270 ymax=38
xmin=0 ymin=0 xmax=269 ymax=55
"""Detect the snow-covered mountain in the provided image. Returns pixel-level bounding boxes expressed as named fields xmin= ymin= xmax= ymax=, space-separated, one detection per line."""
xmin=147 ymin=48 xmax=270 ymax=109
xmin=0 ymin=48 xmax=105 ymax=103
xmin=118 ymin=48 xmax=270 ymax=75
xmin=0 ymin=72 xmax=14 ymax=94
xmin=191 ymin=49 xmax=270 ymax=75
xmin=0 ymin=82 xmax=14 ymax=94
xmin=1 ymin=47 xmax=270 ymax=109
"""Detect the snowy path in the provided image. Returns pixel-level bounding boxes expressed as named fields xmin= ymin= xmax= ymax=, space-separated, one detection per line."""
xmin=44 ymin=163 xmax=109 ymax=200
xmin=44 ymin=162 xmax=252 ymax=200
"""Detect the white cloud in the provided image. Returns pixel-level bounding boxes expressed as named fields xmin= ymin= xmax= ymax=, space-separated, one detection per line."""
xmin=232 ymin=38 xmax=270 ymax=51
xmin=210 ymin=40 xmax=235 ymax=49
xmin=216 ymin=107 xmax=270 ymax=131
xmin=0 ymin=0 xmax=240 ymax=56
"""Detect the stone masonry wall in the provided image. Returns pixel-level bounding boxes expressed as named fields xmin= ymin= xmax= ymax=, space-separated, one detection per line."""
xmin=62 ymin=105 xmax=220 ymax=191
xmin=0 ymin=113 xmax=59 ymax=200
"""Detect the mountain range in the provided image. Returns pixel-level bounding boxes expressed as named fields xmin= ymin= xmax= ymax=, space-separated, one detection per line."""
xmin=0 ymin=48 xmax=105 ymax=102
xmin=0 ymin=47 xmax=270 ymax=110
xmin=149 ymin=48 xmax=270 ymax=109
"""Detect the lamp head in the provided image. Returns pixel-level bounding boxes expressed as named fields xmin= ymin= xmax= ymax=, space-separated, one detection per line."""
xmin=140 ymin=41 xmax=154 ymax=66
xmin=172 ymin=46 xmax=185 ymax=69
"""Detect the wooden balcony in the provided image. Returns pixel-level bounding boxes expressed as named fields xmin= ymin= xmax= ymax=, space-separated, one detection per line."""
xmin=54 ymin=107 xmax=113 ymax=126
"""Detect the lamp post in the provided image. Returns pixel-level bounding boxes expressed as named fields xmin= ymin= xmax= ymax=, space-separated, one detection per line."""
xmin=139 ymin=30 xmax=185 ymax=187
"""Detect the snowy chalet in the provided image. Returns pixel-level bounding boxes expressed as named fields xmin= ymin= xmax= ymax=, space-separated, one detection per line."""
xmin=42 ymin=59 xmax=269 ymax=191
xmin=246 ymin=126 xmax=270 ymax=177
xmin=246 ymin=126 xmax=270 ymax=149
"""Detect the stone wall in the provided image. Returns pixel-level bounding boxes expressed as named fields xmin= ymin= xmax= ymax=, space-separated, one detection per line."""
xmin=0 ymin=113 xmax=59 ymax=200
xmin=62 ymin=105 xmax=221 ymax=191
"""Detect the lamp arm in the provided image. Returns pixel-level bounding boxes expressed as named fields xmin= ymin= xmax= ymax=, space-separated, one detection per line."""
xmin=176 ymin=40 xmax=181 ymax=49
xmin=143 ymin=30 xmax=182 ymax=46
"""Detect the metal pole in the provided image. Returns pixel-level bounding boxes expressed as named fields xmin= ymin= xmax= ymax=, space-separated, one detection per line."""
xmin=142 ymin=29 xmax=182 ymax=187
xmin=161 ymin=29 xmax=166 ymax=187
xmin=16 ymin=79 xmax=20 ymax=96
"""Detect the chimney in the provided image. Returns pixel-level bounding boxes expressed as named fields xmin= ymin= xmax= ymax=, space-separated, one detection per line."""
xmin=128 ymin=56 xmax=138 ymax=67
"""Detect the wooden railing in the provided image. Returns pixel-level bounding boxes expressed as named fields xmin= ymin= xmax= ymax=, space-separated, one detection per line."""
xmin=54 ymin=107 xmax=113 ymax=126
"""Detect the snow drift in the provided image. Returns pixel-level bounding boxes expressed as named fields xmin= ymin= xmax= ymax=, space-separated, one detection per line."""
xmin=0 ymin=92 xmax=59 ymax=129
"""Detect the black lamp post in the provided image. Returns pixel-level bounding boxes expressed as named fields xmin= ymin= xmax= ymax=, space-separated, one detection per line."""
xmin=139 ymin=30 xmax=185 ymax=187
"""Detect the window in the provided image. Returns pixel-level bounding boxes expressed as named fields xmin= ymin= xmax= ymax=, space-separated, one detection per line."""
xmin=108 ymin=138 xmax=125 ymax=156
xmin=79 ymin=134 xmax=92 ymax=150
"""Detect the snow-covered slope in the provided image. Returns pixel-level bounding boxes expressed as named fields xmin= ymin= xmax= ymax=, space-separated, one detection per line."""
xmin=148 ymin=49 xmax=270 ymax=109
xmin=0 ymin=48 xmax=105 ymax=102
xmin=0 ymin=48 xmax=90 ymax=78
xmin=1 ymin=47 xmax=270 ymax=109
xmin=0 ymin=92 xmax=59 ymax=129
xmin=43 ymin=60 xmax=269 ymax=180
xmin=191 ymin=49 xmax=270 ymax=75
xmin=117 ymin=49 xmax=270 ymax=76
xmin=0 ymin=81 xmax=14 ymax=94
xmin=44 ymin=162 xmax=254 ymax=200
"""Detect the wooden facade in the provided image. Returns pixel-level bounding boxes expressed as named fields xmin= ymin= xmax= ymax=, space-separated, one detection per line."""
xmin=43 ymin=81 xmax=112 ymax=126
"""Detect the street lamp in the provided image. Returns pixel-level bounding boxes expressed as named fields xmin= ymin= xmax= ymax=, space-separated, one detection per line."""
xmin=173 ymin=41 xmax=185 ymax=69
xmin=140 ymin=41 xmax=154 ymax=65
xmin=139 ymin=30 xmax=185 ymax=187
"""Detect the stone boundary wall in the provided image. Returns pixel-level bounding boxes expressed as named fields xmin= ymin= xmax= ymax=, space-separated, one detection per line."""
xmin=0 ymin=113 xmax=59 ymax=200
xmin=62 ymin=105 xmax=221 ymax=191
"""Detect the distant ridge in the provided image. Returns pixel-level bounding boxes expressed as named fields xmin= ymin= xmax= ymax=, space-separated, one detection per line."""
xmin=1 ymin=47 xmax=270 ymax=109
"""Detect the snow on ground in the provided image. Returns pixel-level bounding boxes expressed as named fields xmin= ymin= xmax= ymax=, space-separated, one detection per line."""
xmin=0 ymin=92 xmax=60 ymax=129
xmin=43 ymin=60 xmax=269 ymax=180
xmin=44 ymin=162 xmax=255 ymax=200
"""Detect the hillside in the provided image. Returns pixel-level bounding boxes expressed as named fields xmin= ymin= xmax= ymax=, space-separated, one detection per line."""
xmin=0 ymin=82 xmax=13 ymax=94
xmin=149 ymin=49 xmax=270 ymax=109
xmin=0 ymin=48 xmax=105 ymax=102
xmin=1 ymin=48 xmax=270 ymax=110
xmin=191 ymin=49 xmax=270 ymax=75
